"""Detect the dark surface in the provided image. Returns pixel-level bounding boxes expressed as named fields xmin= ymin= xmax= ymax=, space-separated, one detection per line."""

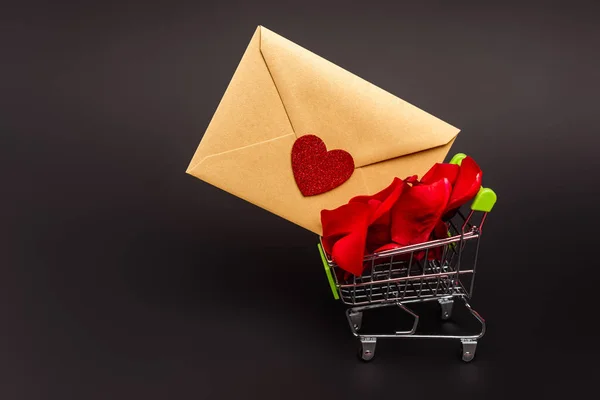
xmin=3 ymin=0 xmax=600 ymax=398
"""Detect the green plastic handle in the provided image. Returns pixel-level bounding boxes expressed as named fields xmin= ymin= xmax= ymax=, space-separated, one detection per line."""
xmin=449 ymin=153 xmax=468 ymax=166
xmin=318 ymin=244 xmax=339 ymax=300
xmin=448 ymin=153 xmax=497 ymax=213
xmin=470 ymin=187 xmax=497 ymax=212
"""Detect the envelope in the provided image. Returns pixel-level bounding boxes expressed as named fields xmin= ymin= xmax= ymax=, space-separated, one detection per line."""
xmin=186 ymin=25 xmax=460 ymax=236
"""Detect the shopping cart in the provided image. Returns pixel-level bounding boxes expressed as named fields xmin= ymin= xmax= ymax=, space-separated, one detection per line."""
xmin=317 ymin=153 xmax=497 ymax=362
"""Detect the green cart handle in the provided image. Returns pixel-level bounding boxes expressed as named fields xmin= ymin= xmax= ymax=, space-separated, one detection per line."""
xmin=318 ymin=243 xmax=339 ymax=300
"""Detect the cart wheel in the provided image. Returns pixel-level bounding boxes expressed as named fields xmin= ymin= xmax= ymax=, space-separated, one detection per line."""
xmin=349 ymin=310 xmax=363 ymax=331
xmin=438 ymin=297 xmax=454 ymax=320
xmin=460 ymin=340 xmax=477 ymax=362
xmin=357 ymin=337 xmax=377 ymax=362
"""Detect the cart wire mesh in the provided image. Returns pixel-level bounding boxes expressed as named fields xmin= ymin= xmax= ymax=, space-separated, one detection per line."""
xmin=320 ymin=209 xmax=484 ymax=306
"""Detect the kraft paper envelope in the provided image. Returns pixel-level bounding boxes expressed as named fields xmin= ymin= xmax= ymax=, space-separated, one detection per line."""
xmin=186 ymin=25 xmax=460 ymax=236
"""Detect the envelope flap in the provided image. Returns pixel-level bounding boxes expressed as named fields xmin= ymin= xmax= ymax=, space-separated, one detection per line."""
xmin=186 ymin=27 xmax=293 ymax=173
xmin=259 ymin=26 xmax=460 ymax=168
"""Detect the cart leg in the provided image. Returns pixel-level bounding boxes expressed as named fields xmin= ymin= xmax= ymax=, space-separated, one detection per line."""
xmin=461 ymin=339 xmax=477 ymax=362
xmin=358 ymin=337 xmax=377 ymax=362
xmin=439 ymin=297 xmax=454 ymax=320
xmin=348 ymin=310 xmax=363 ymax=331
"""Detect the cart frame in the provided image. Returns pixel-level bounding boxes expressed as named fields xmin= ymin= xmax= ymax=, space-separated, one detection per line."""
xmin=318 ymin=153 xmax=497 ymax=362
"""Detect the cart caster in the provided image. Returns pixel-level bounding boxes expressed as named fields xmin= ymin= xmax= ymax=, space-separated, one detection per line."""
xmin=460 ymin=339 xmax=477 ymax=362
xmin=349 ymin=310 xmax=363 ymax=331
xmin=357 ymin=337 xmax=376 ymax=362
xmin=439 ymin=297 xmax=454 ymax=320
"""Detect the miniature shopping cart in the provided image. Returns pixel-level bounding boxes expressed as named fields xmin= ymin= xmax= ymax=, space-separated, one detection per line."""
xmin=317 ymin=153 xmax=497 ymax=362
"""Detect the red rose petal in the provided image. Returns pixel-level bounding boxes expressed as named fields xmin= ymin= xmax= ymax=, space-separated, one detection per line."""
xmin=350 ymin=178 xmax=407 ymax=223
xmin=321 ymin=202 xmax=368 ymax=253
xmin=421 ymin=163 xmax=460 ymax=186
xmin=321 ymin=202 xmax=372 ymax=276
xmin=432 ymin=219 xmax=449 ymax=239
xmin=373 ymin=243 xmax=402 ymax=253
xmin=446 ymin=156 xmax=482 ymax=212
xmin=355 ymin=178 xmax=408 ymax=255
xmin=391 ymin=178 xmax=452 ymax=246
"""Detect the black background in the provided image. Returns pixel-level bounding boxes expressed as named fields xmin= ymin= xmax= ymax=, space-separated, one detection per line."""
xmin=3 ymin=0 xmax=600 ymax=398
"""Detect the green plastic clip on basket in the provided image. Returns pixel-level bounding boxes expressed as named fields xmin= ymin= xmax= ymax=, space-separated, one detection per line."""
xmin=318 ymin=243 xmax=339 ymax=300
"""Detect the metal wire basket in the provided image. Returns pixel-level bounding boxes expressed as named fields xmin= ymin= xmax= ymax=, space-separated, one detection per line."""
xmin=318 ymin=153 xmax=497 ymax=362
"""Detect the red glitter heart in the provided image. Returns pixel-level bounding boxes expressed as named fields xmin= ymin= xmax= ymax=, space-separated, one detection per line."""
xmin=291 ymin=134 xmax=355 ymax=196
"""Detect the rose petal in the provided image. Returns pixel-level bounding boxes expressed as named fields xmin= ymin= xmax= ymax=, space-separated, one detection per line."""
xmin=421 ymin=163 xmax=460 ymax=186
xmin=432 ymin=219 xmax=449 ymax=239
xmin=391 ymin=178 xmax=452 ymax=246
xmin=365 ymin=224 xmax=392 ymax=254
xmin=446 ymin=156 xmax=482 ymax=212
xmin=351 ymin=177 xmax=407 ymax=224
xmin=373 ymin=243 xmax=402 ymax=253
xmin=321 ymin=202 xmax=372 ymax=276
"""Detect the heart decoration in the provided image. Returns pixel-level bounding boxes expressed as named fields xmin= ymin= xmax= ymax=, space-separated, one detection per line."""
xmin=291 ymin=134 xmax=355 ymax=196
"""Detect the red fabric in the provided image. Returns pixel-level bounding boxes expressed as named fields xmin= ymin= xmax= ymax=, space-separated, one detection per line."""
xmin=320 ymin=156 xmax=483 ymax=276
xmin=291 ymin=135 xmax=355 ymax=196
